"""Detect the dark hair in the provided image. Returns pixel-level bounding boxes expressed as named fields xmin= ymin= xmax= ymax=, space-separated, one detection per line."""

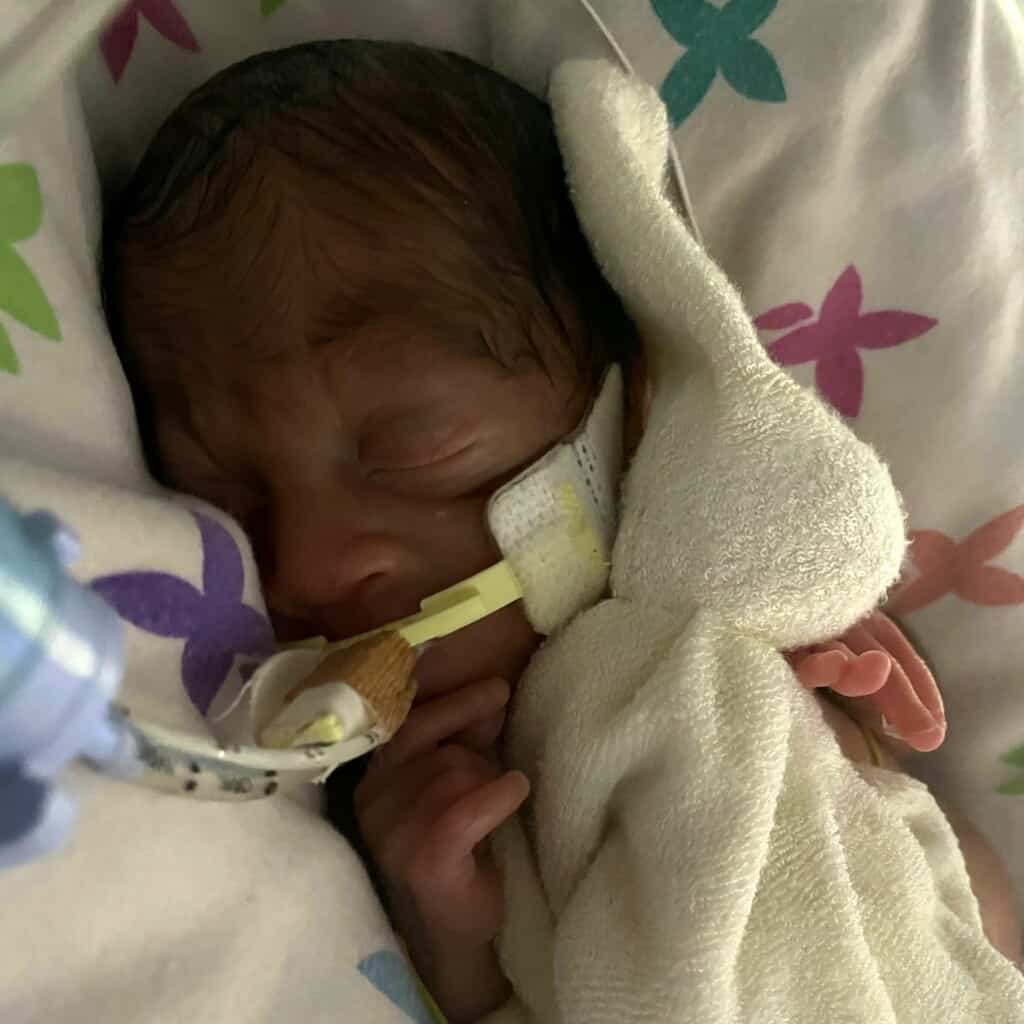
xmin=102 ymin=40 xmax=636 ymax=426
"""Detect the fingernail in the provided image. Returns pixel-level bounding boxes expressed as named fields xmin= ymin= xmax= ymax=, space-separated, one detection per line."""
xmin=884 ymin=714 xmax=947 ymax=746
xmin=913 ymin=714 xmax=947 ymax=737
xmin=908 ymin=722 xmax=947 ymax=752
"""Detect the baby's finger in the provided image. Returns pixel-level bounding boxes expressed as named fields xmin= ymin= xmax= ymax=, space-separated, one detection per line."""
xmin=830 ymin=650 xmax=892 ymax=698
xmin=840 ymin=620 xmax=945 ymax=750
xmin=865 ymin=656 xmax=944 ymax=751
xmin=452 ymin=708 xmax=507 ymax=752
xmin=357 ymin=740 xmax=493 ymax=827
xmin=366 ymin=749 xmax=498 ymax=873
xmin=868 ymin=612 xmax=945 ymax=724
xmin=356 ymin=746 xmax=458 ymax=829
xmin=794 ymin=642 xmax=854 ymax=688
xmin=428 ymin=770 xmax=530 ymax=866
xmin=368 ymin=678 xmax=510 ymax=775
xmin=414 ymin=752 xmax=502 ymax=828
xmin=825 ymin=626 xmax=897 ymax=696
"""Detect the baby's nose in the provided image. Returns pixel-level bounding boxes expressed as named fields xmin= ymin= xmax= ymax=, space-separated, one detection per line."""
xmin=259 ymin=487 xmax=421 ymax=639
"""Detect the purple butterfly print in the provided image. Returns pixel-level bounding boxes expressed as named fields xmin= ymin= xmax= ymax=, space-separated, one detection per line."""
xmin=754 ymin=265 xmax=938 ymax=418
xmin=91 ymin=512 xmax=274 ymax=714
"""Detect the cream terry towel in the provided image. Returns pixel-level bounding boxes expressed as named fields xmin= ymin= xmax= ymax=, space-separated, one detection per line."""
xmin=486 ymin=62 xmax=1024 ymax=1024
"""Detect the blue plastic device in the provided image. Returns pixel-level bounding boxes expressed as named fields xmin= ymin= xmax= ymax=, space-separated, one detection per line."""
xmin=0 ymin=496 xmax=139 ymax=870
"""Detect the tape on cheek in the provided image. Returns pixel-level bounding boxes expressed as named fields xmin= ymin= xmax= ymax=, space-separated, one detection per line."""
xmin=487 ymin=366 xmax=624 ymax=635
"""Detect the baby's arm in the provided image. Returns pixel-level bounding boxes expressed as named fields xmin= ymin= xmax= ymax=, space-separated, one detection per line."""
xmin=354 ymin=679 xmax=526 ymax=1024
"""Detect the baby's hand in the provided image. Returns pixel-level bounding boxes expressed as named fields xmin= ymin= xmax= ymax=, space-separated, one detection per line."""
xmin=788 ymin=610 xmax=946 ymax=752
xmin=355 ymin=676 xmax=528 ymax=955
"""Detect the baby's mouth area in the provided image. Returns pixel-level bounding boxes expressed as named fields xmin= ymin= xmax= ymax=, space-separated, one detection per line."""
xmin=265 ymin=576 xmax=538 ymax=705
xmin=267 ymin=608 xmax=457 ymax=699
xmin=268 ymin=604 xmax=407 ymax=646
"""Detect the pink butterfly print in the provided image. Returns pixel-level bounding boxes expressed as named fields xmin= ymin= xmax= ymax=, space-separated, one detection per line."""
xmin=753 ymin=265 xmax=938 ymax=418
xmin=101 ymin=0 xmax=199 ymax=83
xmin=886 ymin=504 xmax=1024 ymax=616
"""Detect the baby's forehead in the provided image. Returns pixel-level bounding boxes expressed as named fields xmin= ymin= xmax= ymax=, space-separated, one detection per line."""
xmin=120 ymin=136 xmax=574 ymax=386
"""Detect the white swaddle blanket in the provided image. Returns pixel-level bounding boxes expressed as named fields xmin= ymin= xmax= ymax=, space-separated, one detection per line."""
xmin=486 ymin=62 xmax=1024 ymax=1024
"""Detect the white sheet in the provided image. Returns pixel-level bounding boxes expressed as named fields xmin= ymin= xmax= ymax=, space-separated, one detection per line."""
xmin=1 ymin=1 xmax=1022 ymax=1020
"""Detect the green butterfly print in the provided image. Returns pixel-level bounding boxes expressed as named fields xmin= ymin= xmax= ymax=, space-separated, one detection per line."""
xmin=260 ymin=0 xmax=286 ymax=14
xmin=0 ymin=163 xmax=61 ymax=375
xmin=652 ymin=0 xmax=786 ymax=126
xmin=997 ymin=743 xmax=1024 ymax=795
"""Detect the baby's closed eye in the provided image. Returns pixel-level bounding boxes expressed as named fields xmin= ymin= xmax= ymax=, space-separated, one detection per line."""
xmin=359 ymin=417 xmax=523 ymax=500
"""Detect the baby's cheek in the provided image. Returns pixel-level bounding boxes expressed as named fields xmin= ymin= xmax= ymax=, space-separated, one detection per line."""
xmin=492 ymin=605 xmax=543 ymax=687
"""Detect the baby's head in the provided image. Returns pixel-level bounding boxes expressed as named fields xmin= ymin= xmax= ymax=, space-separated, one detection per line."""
xmin=104 ymin=40 xmax=637 ymax=699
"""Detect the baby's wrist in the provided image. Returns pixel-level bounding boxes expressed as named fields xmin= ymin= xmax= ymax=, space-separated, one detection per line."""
xmin=404 ymin=920 xmax=507 ymax=1023
xmin=385 ymin=883 xmax=506 ymax=1021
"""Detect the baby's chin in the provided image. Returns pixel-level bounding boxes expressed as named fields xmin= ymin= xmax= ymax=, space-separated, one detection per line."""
xmin=412 ymin=604 xmax=540 ymax=702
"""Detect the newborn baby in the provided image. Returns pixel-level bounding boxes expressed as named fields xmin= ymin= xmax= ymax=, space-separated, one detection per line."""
xmin=102 ymin=40 xmax=1018 ymax=1022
